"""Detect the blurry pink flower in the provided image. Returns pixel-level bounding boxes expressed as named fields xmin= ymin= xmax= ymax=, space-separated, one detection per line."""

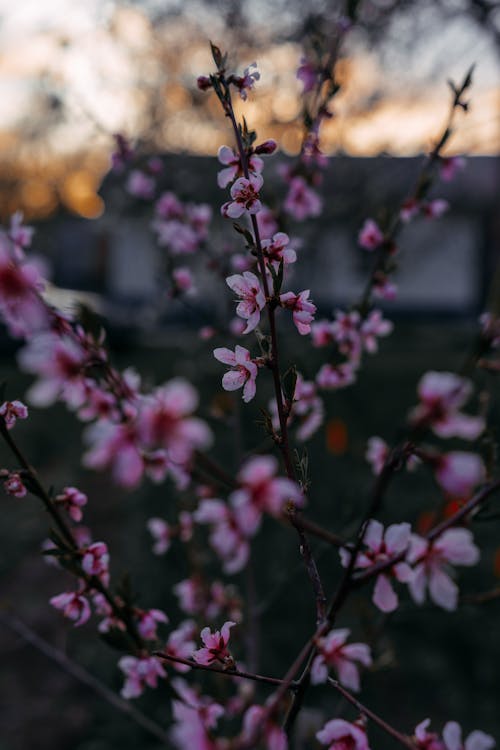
xmin=194 ymin=498 xmax=250 ymax=574
xmin=118 ymin=655 xmax=166 ymax=699
xmin=193 ymin=620 xmax=236 ymax=666
xmin=136 ymin=608 xmax=169 ymax=640
xmin=410 ymin=371 xmax=484 ymax=440
xmin=292 ymin=375 xmax=324 ymax=441
xmin=317 ymin=719 xmax=371 ymax=750
xmin=3 ymin=471 xmax=27 ymax=498
xmin=172 ymin=267 xmax=195 ymax=294
xmin=311 ymin=320 xmax=335 ymax=347
xmin=226 ymin=271 xmax=266 ymax=333
xmin=126 ymin=170 xmax=155 ymax=200
xmin=358 ymin=219 xmax=384 ymax=250
xmin=147 ymin=517 xmax=172 ymax=555
xmin=373 ymin=274 xmax=398 ymax=300
xmin=0 ymin=238 xmax=47 ymax=337
xmin=360 ymin=310 xmax=393 ymax=353
xmin=442 ymin=721 xmax=495 ymax=750
xmin=414 ymin=719 xmax=446 ymax=749
xmin=231 ymin=62 xmax=260 ymax=100
xmin=213 ymin=345 xmax=259 ymax=403
xmin=311 ymin=628 xmax=372 ymax=691
xmin=81 ymin=541 xmax=110 ymax=585
xmin=316 ymin=362 xmax=357 ymax=390
xmin=164 ymin=621 xmax=197 ymax=672
xmin=0 ymin=399 xmax=28 ymax=430
xmin=365 ymin=436 xmax=389 ymax=475
xmin=8 ymin=211 xmax=34 ymax=250
xmin=423 ymin=199 xmax=449 ymax=219
xmin=400 ymin=198 xmax=421 ymax=223
xmin=83 ymin=420 xmax=144 ymax=488
xmin=50 ymin=589 xmax=91 ymax=627
xmin=110 ymin=133 xmax=134 ymax=173
xmin=340 ymin=520 xmax=413 ymax=613
xmin=255 ymin=205 xmax=279 ymax=239
xmin=170 ymin=676 xmax=224 ymax=748
xmin=216 ymin=145 xmax=263 ymax=188
xmin=435 ymin=452 xmax=485 ymax=498
xmin=283 ymin=176 xmax=322 ymax=221
xmin=242 ymin=704 xmax=288 ymax=750
xmin=221 ymin=175 xmax=263 ymax=218
xmin=55 ymin=486 xmax=88 ymax=523
xmin=280 ymin=289 xmax=316 ymax=335
xmin=440 ymin=156 xmax=466 ymax=182
xmin=407 ymin=528 xmax=480 ymax=611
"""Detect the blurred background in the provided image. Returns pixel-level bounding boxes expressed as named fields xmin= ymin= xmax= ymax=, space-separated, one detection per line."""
xmin=0 ymin=1 xmax=499 ymax=749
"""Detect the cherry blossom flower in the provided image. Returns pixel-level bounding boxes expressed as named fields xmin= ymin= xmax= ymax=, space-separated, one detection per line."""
xmin=231 ymin=62 xmax=260 ymax=100
xmin=213 ymin=345 xmax=260 ymax=403
xmin=311 ymin=320 xmax=336 ymax=347
xmin=0 ymin=238 xmax=47 ymax=337
xmin=423 ymin=199 xmax=449 ymax=219
xmin=81 ymin=542 xmax=110 ymax=585
xmin=407 ymin=528 xmax=480 ymax=611
xmin=440 ymin=156 xmax=466 ymax=182
xmin=2 ymin=471 xmax=27 ymax=498
xmin=340 ymin=520 xmax=414 ymax=612
xmin=283 ymin=176 xmax=322 ymax=221
xmin=365 ymin=437 xmax=389 ymax=475
xmin=55 ymin=486 xmax=88 ymax=522
xmin=126 ymin=170 xmax=155 ymax=200
xmin=193 ymin=620 xmax=236 ymax=666
xmin=136 ymin=608 xmax=169 ymax=640
xmin=50 ymin=589 xmax=91 ymax=627
xmin=360 ymin=310 xmax=393 ymax=353
xmin=311 ymin=628 xmax=372 ymax=691
xmin=242 ymin=704 xmax=288 ymax=750
xmin=434 ymin=452 xmax=485 ymax=498
xmin=414 ymin=719 xmax=495 ymax=750
xmin=118 ymin=655 xmax=166 ymax=699
xmin=226 ymin=271 xmax=266 ymax=333
xmin=83 ymin=420 xmax=144 ymax=488
xmin=221 ymin=175 xmax=263 ymax=218
xmin=280 ymin=289 xmax=316 ymax=335
xmin=256 ymin=205 xmax=279 ymax=239
xmin=292 ymin=375 xmax=324 ymax=441
xmin=317 ymin=719 xmax=371 ymax=750
xmin=194 ymin=498 xmax=250 ymax=574
xmin=170 ymin=677 xmax=224 ymax=749
xmin=316 ymin=362 xmax=357 ymax=391
xmin=358 ymin=219 xmax=384 ymax=250
xmin=261 ymin=232 xmax=297 ymax=269
xmin=8 ymin=212 xmax=34 ymax=251
xmin=172 ymin=267 xmax=195 ymax=294
xmin=216 ymin=145 xmax=263 ymax=188
xmin=163 ymin=621 xmax=197 ymax=672
xmin=0 ymin=400 xmax=28 ymax=430
xmin=410 ymin=371 xmax=484 ymax=440
xmin=373 ymin=274 xmax=398 ymax=301
xmin=230 ymin=455 xmax=304 ymax=534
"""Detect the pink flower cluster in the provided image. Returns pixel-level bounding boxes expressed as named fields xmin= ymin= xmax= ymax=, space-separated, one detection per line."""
xmin=410 ymin=371 xmax=485 ymax=440
xmin=311 ymin=628 xmax=372 ymax=691
xmin=415 ymin=719 xmax=494 ymax=750
xmin=152 ymin=192 xmax=212 ymax=254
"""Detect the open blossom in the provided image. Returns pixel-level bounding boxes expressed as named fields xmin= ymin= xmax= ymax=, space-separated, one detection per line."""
xmin=213 ymin=345 xmax=260 ymax=403
xmin=280 ymin=289 xmax=316 ymax=334
xmin=0 ymin=400 xmax=28 ymax=430
xmin=55 ymin=486 xmax=87 ymax=522
xmin=358 ymin=219 xmax=384 ymax=250
xmin=422 ymin=199 xmax=449 ymax=219
xmin=292 ymin=375 xmax=324 ymax=441
xmin=311 ymin=628 xmax=372 ymax=691
xmin=311 ymin=320 xmax=335 ymax=347
xmin=365 ymin=436 xmax=389 ymax=475
xmin=231 ymin=62 xmax=260 ymax=100
xmin=147 ymin=512 xmax=192 ymax=555
xmin=136 ymin=608 xmax=169 ymax=640
xmin=8 ymin=211 xmax=34 ymax=251
xmin=170 ymin=677 xmax=225 ymax=749
xmin=407 ymin=528 xmax=480 ymax=611
xmin=317 ymin=719 xmax=371 ymax=750
xmin=193 ymin=620 xmax=236 ymax=666
xmin=0 ymin=237 xmax=47 ymax=337
xmin=119 ymin=655 xmax=166 ymax=699
xmin=2 ymin=471 xmax=27 ymax=498
xmin=172 ymin=267 xmax=195 ymax=294
xmin=360 ymin=310 xmax=393 ymax=353
xmin=242 ymin=705 xmax=288 ymax=750
xmin=50 ymin=588 xmax=91 ymax=627
xmin=283 ymin=176 xmax=322 ymax=221
xmin=316 ymin=362 xmax=357 ymax=391
xmin=434 ymin=452 xmax=485 ymax=498
xmin=340 ymin=520 xmax=413 ymax=612
xmin=226 ymin=271 xmax=266 ymax=333
xmin=230 ymin=455 xmax=304 ymax=534
xmin=414 ymin=719 xmax=494 ymax=750
xmin=261 ymin=232 xmax=297 ymax=269
xmin=81 ymin=542 xmax=110 ymax=585
xmin=194 ymin=499 xmax=250 ymax=574
xmin=163 ymin=621 xmax=197 ymax=672
xmin=410 ymin=371 xmax=485 ymax=440
xmin=221 ymin=174 xmax=263 ymax=218
xmin=83 ymin=420 xmax=144 ymax=489
xmin=217 ymin=145 xmax=263 ymax=188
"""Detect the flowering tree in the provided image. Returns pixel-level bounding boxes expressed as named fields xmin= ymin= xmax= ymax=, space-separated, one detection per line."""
xmin=1 ymin=16 xmax=499 ymax=750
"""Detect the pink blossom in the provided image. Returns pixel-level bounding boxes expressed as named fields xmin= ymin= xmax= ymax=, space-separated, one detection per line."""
xmin=255 ymin=205 xmax=279 ymax=239
xmin=292 ymin=375 xmax=324 ymax=441
xmin=365 ymin=437 xmax=389 ymax=476
xmin=50 ymin=589 xmax=91 ymax=627
xmin=283 ymin=176 xmax=322 ymax=221
xmin=0 ymin=238 xmax=47 ymax=337
xmin=3 ymin=471 xmax=27 ymax=498
xmin=226 ymin=271 xmax=266 ymax=333
xmin=118 ymin=655 xmax=166 ymax=699
xmin=261 ymin=232 xmax=297 ymax=269
xmin=435 ymin=452 xmax=485 ymax=498
xmin=280 ymin=289 xmax=316 ymax=335
xmin=221 ymin=174 xmax=263 ymax=218
xmin=311 ymin=320 xmax=335 ymax=347
xmin=242 ymin=704 xmax=288 ymax=750
xmin=126 ymin=170 xmax=155 ymax=200
xmin=136 ymin=608 xmax=169 ymax=640
xmin=440 ymin=156 xmax=466 ymax=182
xmin=340 ymin=520 xmax=414 ymax=612
xmin=316 ymin=362 xmax=357 ymax=390
xmin=213 ymin=345 xmax=259 ymax=403
xmin=317 ymin=719 xmax=371 ymax=750
xmin=410 ymin=371 xmax=484 ymax=440
xmin=231 ymin=62 xmax=260 ymax=100
xmin=172 ymin=267 xmax=195 ymax=294
xmin=8 ymin=211 xmax=34 ymax=250
xmin=83 ymin=420 xmax=144 ymax=488
xmin=81 ymin=541 xmax=110 ymax=585
xmin=148 ymin=517 xmax=173 ymax=555
xmin=193 ymin=620 xmax=236 ymax=666
xmin=230 ymin=455 xmax=304 ymax=534
xmin=373 ymin=274 xmax=398 ymax=300
xmin=170 ymin=677 xmax=224 ymax=748
xmin=217 ymin=145 xmax=263 ymax=188
xmin=358 ymin=219 xmax=384 ymax=250
xmin=55 ymin=486 xmax=88 ymax=522
xmin=360 ymin=310 xmax=393 ymax=353
xmin=194 ymin=498 xmax=250 ymax=574
xmin=0 ymin=399 xmax=28 ymax=430
xmin=442 ymin=721 xmax=495 ymax=750
xmin=400 ymin=198 xmax=421 ymax=223
xmin=414 ymin=719 xmax=446 ymax=749
xmin=311 ymin=628 xmax=372 ymax=691
xmin=407 ymin=528 xmax=480 ymax=611
xmin=330 ymin=310 xmax=362 ymax=362
xmin=423 ymin=199 xmax=449 ymax=219
xmin=164 ymin=621 xmax=197 ymax=672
